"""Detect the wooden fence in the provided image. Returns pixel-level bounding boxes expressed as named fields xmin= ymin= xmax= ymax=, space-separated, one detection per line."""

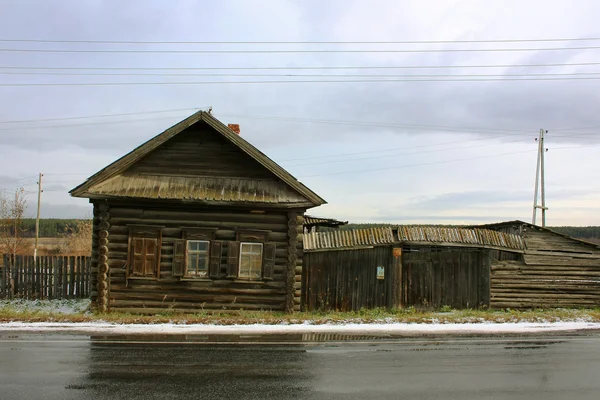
xmin=0 ymin=255 xmax=92 ymax=300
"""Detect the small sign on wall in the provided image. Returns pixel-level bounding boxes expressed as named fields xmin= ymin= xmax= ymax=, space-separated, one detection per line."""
xmin=376 ymin=266 xmax=385 ymax=280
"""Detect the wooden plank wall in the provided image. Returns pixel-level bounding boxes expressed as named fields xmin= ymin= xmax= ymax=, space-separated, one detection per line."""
xmin=303 ymin=247 xmax=399 ymax=311
xmin=402 ymin=247 xmax=490 ymax=309
xmin=0 ymin=255 xmax=91 ymax=300
xmin=104 ymin=204 xmax=300 ymax=313
xmin=490 ymin=229 xmax=600 ymax=309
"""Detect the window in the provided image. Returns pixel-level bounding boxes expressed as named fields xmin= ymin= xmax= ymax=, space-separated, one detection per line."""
xmin=127 ymin=225 xmax=163 ymax=279
xmin=226 ymin=241 xmax=276 ymax=281
xmin=130 ymin=238 xmax=158 ymax=277
xmin=186 ymin=240 xmax=210 ymax=277
xmin=173 ymin=239 xmax=222 ymax=279
xmin=239 ymin=242 xmax=263 ymax=279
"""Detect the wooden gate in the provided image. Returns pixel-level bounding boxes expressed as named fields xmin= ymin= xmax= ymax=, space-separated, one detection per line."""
xmin=402 ymin=247 xmax=490 ymax=309
xmin=303 ymin=247 xmax=402 ymax=311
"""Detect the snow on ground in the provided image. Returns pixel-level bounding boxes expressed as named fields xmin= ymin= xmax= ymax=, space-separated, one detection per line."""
xmin=1 ymin=300 xmax=600 ymax=336
xmin=1 ymin=321 xmax=600 ymax=335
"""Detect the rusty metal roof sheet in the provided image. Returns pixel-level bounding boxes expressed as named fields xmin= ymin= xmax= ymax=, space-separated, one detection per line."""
xmin=86 ymin=173 xmax=310 ymax=204
xmin=303 ymin=227 xmax=395 ymax=251
xmin=397 ymin=225 xmax=525 ymax=250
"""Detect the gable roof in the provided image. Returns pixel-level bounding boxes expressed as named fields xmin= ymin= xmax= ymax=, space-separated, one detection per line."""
xmin=70 ymin=111 xmax=326 ymax=207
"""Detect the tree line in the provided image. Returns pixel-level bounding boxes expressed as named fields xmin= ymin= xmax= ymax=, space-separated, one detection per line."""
xmin=18 ymin=219 xmax=88 ymax=238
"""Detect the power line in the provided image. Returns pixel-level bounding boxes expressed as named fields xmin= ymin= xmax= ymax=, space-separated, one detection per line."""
xmin=286 ymin=137 xmax=535 ymax=167
xmin=285 ymin=132 xmax=598 ymax=167
xmin=0 ymin=115 xmax=190 ymax=131
xmin=0 ymin=107 xmax=205 ymax=125
xmin=3 ymin=71 xmax=600 ymax=78
xmin=299 ymin=144 xmax=597 ymax=178
xmin=2 ymin=37 xmax=600 ymax=44
xmin=2 ymin=61 xmax=600 ymax=71
xmin=2 ymin=46 xmax=600 ymax=54
xmin=4 ymin=77 xmax=600 ymax=87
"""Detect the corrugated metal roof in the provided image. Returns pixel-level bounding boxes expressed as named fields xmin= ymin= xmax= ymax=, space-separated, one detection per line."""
xmin=304 ymin=227 xmax=395 ymax=251
xmin=304 ymin=226 xmax=525 ymax=252
xmin=87 ymin=174 xmax=310 ymax=204
xmin=397 ymin=226 xmax=525 ymax=251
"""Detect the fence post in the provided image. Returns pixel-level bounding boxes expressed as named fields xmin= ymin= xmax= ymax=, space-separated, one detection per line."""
xmin=8 ymin=256 xmax=14 ymax=300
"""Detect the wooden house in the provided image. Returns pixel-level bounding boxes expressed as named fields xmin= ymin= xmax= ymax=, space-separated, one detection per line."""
xmin=302 ymin=226 xmax=525 ymax=311
xmin=476 ymin=220 xmax=600 ymax=309
xmin=70 ymin=111 xmax=325 ymax=314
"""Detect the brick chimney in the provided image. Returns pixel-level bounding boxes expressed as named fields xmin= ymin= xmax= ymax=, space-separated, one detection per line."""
xmin=228 ymin=124 xmax=240 ymax=135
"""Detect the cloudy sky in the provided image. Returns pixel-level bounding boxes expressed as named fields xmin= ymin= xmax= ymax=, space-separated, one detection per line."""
xmin=0 ymin=0 xmax=599 ymax=226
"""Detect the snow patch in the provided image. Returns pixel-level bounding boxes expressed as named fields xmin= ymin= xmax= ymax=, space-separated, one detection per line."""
xmin=1 ymin=321 xmax=599 ymax=335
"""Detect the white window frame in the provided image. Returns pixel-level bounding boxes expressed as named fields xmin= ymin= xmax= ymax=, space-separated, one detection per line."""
xmin=238 ymin=242 xmax=263 ymax=280
xmin=186 ymin=240 xmax=210 ymax=277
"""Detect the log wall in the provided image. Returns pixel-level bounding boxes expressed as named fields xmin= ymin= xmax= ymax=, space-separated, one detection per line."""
xmin=97 ymin=201 xmax=304 ymax=314
xmin=490 ymin=229 xmax=600 ymax=309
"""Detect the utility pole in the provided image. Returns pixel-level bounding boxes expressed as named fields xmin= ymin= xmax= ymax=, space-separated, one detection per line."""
xmin=532 ymin=129 xmax=548 ymax=226
xmin=34 ymin=173 xmax=43 ymax=259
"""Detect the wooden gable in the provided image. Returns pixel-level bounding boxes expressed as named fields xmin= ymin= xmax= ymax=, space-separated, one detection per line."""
xmin=127 ymin=123 xmax=275 ymax=179
xmin=70 ymin=111 xmax=325 ymax=208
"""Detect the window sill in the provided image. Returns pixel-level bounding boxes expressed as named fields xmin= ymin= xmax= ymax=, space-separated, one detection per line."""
xmin=179 ymin=277 xmax=212 ymax=282
xmin=233 ymin=279 xmax=266 ymax=285
xmin=126 ymin=276 xmax=158 ymax=280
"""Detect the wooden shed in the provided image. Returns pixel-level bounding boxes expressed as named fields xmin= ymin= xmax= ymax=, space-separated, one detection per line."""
xmin=302 ymin=226 xmax=524 ymax=311
xmin=70 ymin=111 xmax=325 ymax=314
xmin=477 ymin=220 xmax=600 ymax=309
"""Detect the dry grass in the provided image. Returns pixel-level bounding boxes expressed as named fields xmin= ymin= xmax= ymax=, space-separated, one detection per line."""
xmin=2 ymin=300 xmax=600 ymax=325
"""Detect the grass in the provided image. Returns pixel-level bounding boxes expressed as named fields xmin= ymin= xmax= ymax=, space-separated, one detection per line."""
xmin=1 ymin=299 xmax=600 ymax=325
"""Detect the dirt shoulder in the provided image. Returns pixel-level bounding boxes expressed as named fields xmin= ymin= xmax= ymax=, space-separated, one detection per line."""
xmin=2 ymin=299 xmax=600 ymax=326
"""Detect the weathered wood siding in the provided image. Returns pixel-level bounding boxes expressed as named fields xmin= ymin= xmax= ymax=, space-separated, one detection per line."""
xmin=303 ymin=247 xmax=401 ymax=311
xmin=490 ymin=229 xmax=600 ymax=309
xmin=402 ymin=247 xmax=491 ymax=309
xmin=129 ymin=122 xmax=275 ymax=179
xmin=491 ymin=261 xmax=600 ymax=308
xmin=97 ymin=201 xmax=303 ymax=314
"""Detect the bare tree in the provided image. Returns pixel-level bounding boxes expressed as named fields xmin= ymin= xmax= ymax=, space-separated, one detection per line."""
xmin=60 ymin=219 xmax=93 ymax=255
xmin=0 ymin=187 xmax=31 ymax=256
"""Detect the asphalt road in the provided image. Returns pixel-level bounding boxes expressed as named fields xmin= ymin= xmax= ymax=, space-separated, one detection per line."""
xmin=1 ymin=333 xmax=600 ymax=399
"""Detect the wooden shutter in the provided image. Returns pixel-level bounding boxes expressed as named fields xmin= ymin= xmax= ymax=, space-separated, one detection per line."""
xmin=209 ymin=240 xmax=222 ymax=279
xmin=226 ymin=241 xmax=240 ymax=278
xmin=262 ymin=243 xmax=276 ymax=281
xmin=144 ymin=238 xmax=158 ymax=277
xmin=131 ymin=238 xmax=145 ymax=277
xmin=172 ymin=239 xmax=186 ymax=277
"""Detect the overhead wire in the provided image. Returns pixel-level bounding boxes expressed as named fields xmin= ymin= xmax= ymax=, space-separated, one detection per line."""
xmin=2 ymin=46 xmax=600 ymax=54
xmin=299 ymin=144 xmax=600 ymax=178
xmin=3 ymin=36 xmax=600 ymax=44
xmin=4 ymin=76 xmax=600 ymax=86
xmin=3 ymin=71 xmax=600 ymax=78
xmin=2 ymin=61 xmax=600 ymax=71
xmin=0 ymin=107 xmax=206 ymax=125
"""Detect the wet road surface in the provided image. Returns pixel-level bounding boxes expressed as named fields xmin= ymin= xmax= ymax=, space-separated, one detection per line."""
xmin=1 ymin=333 xmax=600 ymax=399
